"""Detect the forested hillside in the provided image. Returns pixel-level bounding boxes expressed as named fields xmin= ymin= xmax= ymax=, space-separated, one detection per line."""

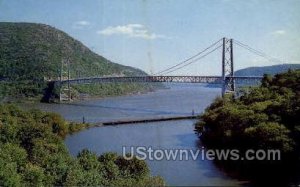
xmin=0 ymin=22 xmax=155 ymax=101
xmin=195 ymin=69 xmax=300 ymax=184
xmin=0 ymin=104 xmax=164 ymax=186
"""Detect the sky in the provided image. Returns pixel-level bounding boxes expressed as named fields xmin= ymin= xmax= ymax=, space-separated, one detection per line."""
xmin=0 ymin=0 xmax=299 ymax=75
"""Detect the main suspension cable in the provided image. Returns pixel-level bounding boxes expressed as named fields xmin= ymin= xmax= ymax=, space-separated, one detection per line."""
xmin=234 ymin=40 xmax=285 ymax=64
xmin=152 ymin=38 xmax=223 ymax=75
xmin=161 ymin=43 xmax=223 ymax=75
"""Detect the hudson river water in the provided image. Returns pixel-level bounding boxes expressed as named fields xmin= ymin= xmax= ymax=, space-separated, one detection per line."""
xmin=31 ymin=84 xmax=248 ymax=186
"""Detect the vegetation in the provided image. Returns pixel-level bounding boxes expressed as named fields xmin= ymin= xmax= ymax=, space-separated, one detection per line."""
xmin=195 ymin=69 xmax=300 ymax=180
xmin=72 ymin=83 xmax=161 ymax=98
xmin=0 ymin=22 xmax=158 ymax=101
xmin=0 ymin=104 xmax=164 ymax=186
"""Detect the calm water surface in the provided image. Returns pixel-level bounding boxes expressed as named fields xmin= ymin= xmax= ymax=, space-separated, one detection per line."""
xmin=30 ymin=84 xmax=247 ymax=186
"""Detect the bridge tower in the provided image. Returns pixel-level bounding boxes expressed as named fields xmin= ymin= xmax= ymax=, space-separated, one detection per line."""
xmin=59 ymin=58 xmax=71 ymax=102
xmin=222 ymin=37 xmax=235 ymax=96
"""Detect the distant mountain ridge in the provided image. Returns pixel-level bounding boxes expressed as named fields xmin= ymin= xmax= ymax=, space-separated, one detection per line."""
xmin=205 ymin=64 xmax=300 ymax=88
xmin=235 ymin=64 xmax=300 ymax=76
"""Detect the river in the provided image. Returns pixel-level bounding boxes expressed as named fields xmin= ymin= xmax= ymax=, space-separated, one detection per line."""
xmin=29 ymin=84 xmax=247 ymax=186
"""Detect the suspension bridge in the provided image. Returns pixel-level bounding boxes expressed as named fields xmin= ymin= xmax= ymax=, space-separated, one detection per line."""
xmin=52 ymin=37 xmax=285 ymax=102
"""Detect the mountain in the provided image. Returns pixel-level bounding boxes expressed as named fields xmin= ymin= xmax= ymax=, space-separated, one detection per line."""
xmin=235 ymin=64 xmax=300 ymax=76
xmin=205 ymin=64 xmax=300 ymax=88
xmin=0 ymin=22 xmax=155 ymax=101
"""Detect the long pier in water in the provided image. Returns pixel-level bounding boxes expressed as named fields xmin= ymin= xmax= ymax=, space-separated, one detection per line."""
xmin=93 ymin=115 xmax=198 ymax=127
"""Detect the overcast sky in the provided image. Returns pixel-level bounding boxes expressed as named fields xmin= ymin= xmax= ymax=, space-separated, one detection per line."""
xmin=0 ymin=0 xmax=299 ymax=75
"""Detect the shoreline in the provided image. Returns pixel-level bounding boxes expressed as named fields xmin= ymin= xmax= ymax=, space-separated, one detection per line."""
xmin=57 ymin=85 xmax=169 ymax=103
xmin=1 ymin=85 xmax=169 ymax=105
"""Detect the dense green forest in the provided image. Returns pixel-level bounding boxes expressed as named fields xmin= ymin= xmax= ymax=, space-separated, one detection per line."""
xmin=195 ymin=69 xmax=300 ymax=182
xmin=0 ymin=104 xmax=164 ymax=186
xmin=0 ymin=22 xmax=158 ymax=101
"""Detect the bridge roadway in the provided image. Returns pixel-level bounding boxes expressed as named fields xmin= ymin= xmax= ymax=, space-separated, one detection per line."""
xmin=56 ymin=75 xmax=263 ymax=85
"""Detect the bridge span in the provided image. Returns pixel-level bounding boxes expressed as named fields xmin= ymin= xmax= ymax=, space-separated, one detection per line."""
xmin=57 ymin=75 xmax=263 ymax=85
xmin=53 ymin=37 xmax=280 ymax=102
xmin=52 ymin=75 xmax=263 ymax=102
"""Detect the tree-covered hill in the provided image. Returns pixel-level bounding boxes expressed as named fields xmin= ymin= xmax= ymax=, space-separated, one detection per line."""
xmin=0 ymin=104 xmax=164 ymax=186
xmin=235 ymin=64 xmax=300 ymax=76
xmin=0 ymin=22 xmax=155 ymax=100
xmin=195 ymin=69 xmax=300 ymax=184
xmin=0 ymin=22 xmax=146 ymax=80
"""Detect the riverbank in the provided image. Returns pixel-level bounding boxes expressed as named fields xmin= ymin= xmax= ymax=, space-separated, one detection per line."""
xmin=1 ymin=82 xmax=166 ymax=105
xmin=195 ymin=70 xmax=300 ymax=186
xmin=60 ymin=83 xmax=168 ymax=103
xmin=0 ymin=104 xmax=165 ymax=186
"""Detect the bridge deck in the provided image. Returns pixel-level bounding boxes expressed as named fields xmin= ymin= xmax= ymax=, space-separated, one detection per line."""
xmin=56 ymin=75 xmax=263 ymax=85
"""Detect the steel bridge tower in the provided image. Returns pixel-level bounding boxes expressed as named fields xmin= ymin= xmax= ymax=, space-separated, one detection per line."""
xmin=59 ymin=58 xmax=71 ymax=102
xmin=222 ymin=37 xmax=235 ymax=96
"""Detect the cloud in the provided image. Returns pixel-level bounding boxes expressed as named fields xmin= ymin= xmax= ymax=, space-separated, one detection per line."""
xmin=73 ymin=21 xmax=91 ymax=29
xmin=97 ymin=24 xmax=167 ymax=40
xmin=271 ymin=30 xmax=286 ymax=36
